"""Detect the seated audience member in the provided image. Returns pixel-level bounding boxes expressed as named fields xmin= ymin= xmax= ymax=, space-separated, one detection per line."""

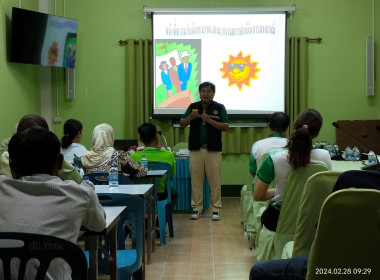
xmin=131 ymin=123 xmax=178 ymax=209
xmin=0 ymin=138 xmax=9 ymax=156
xmin=61 ymin=119 xmax=88 ymax=164
xmin=81 ymin=123 xmax=147 ymax=177
xmin=254 ymin=109 xmax=332 ymax=232
xmin=0 ymin=114 xmax=82 ymax=183
xmin=332 ymin=169 xmax=380 ymax=192
xmin=0 ymin=123 xmax=17 ymax=156
xmin=249 ymin=169 xmax=380 ymax=280
xmin=249 ymin=112 xmax=290 ymax=177
xmin=0 ymin=126 xmax=106 ymax=279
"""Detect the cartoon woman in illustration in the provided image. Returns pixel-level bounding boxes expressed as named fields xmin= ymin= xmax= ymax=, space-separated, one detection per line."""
xmin=159 ymin=60 xmax=172 ymax=98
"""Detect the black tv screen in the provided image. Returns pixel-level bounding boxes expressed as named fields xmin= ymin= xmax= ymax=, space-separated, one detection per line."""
xmin=9 ymin=7 xmax=78 ymax=68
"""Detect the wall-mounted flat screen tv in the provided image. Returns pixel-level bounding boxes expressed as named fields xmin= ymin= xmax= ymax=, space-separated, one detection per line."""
xmin=9 ymin=7 xmax=78 ymax=68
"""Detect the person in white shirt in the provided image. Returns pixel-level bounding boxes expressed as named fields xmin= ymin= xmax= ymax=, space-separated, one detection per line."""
xmin=0 ymin=114 xmax=82 ymax=183
xmin=61 ymin=119 xmax=88 ymax=164
xmin=0 ymin=126 xmax=106 ymax=279
xmin=249 ymin=112 xmax=290 ymax=176
xmin=254 ymin=109 xmax=331 ymax=231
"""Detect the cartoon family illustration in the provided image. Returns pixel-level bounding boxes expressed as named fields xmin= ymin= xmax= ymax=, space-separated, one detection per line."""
xmin=159 ymin=50 xmax=192 ymax=98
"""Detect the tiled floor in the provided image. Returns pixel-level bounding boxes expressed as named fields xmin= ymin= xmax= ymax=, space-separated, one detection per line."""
xmin=145 ymin=197 xmax=258 ymax=280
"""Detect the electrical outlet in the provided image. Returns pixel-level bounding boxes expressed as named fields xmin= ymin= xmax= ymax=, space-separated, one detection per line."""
xmin=53 ymin=117 xmax=62 ymax=123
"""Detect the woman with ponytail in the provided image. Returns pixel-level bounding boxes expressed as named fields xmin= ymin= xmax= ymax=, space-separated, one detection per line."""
xmin=254 ymin=109 xmax=332 ymax=231
xmin=61 ymin=119 xmax=88 ymax=164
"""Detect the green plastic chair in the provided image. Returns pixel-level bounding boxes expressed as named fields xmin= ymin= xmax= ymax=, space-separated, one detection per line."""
xmin=257 ymin=164 xmax=328 ymax=261
xmin=240 ymin=180 xmax=254 ymax=224
xmin=306 ymin=189 xmax=380 ymax=280
xmin=246 ymin=154 xmax=277 ymax=250
xmin=288 ymin=171 xmax=341 ymax=258
xmin=240 ymin=153 xmax=269 ymax=226
xmin=173 ymin=142 xmax=188 ymax=153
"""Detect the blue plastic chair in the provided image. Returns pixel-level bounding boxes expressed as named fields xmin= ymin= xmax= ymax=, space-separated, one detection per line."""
xmin=87 ymin=172 xmax=133 ymax=185
xmin=119 ymin=172 xmax=134 ymax=184
xmin=86 ymin=193 xmax=144 ymax=280
xmin=148 ymin=161 xmax=174 ymax=246
xmin=0 ymin=232 xmax=88 ymax=280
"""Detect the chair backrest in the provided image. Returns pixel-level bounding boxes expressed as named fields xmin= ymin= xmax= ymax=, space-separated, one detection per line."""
xmin=273 ymin=164 xmax=328 ymax=259
xmin=147 ymin=161 xmax=173 ymax=199
xmin=87 ymin=172 xmax=133 ymax=185
xmin=0 ymin=232 xmax=88 ymax=280
xmin=173 ymin=142 xmax=188 ymax=153
xmin=118 ymin=172 xmax=134 ymax=184
xmin=245 ymin=153 xmax=275 ymax=239
xmin=96 ymin=193 xmax=144 ymax=272
xmin=292 ymin=171 xmax=341 ymax=257
xmin=306 ymin=189 xmax=380 ymax=280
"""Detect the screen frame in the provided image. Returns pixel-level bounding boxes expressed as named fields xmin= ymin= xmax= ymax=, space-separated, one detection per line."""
xmin=151 ymin=11 xmax=288 ymax=120
xmin=9 ymin=7 xmax=78 ymax=69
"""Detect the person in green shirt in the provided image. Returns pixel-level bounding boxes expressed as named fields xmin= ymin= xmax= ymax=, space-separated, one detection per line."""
xmin=131 ymin=122 xmax=178 ymax=212
xmin=180 ymin=81 xmax=229 ymax=220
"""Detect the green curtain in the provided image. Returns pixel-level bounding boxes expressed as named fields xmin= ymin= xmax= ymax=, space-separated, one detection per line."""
xmin=286 ymin=37 xmax=309 ymax=135
xmin=123 ymin=37 xmax=309 ymax=154
xmin=124 ymin=39 xmax=153 ymax=137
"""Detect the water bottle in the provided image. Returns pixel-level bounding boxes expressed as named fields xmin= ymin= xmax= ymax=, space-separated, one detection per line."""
xmin=82 ymin=175 xmax=95 ymax=191
xmin=315 ymin=141 xmax=320 ymax=149
xmin=320 ymin=141 xmax=326 ymax=149
xmin=352 ymin=146 xmax=360 ymax=161
xmin=109 ymin=164 xmax=119 ymax=188
xmin=344 ymin=146 xmax=353 ymax=161
xmin=73 ymin=164 xmax=83 ymax=175
xmin=333 ymin=142 xmax=340 ymax=155
xmin=326 ymin=143 xmax=334 ymax=156
xmin=140 ymin=155 xmax=148 ymax=170
xmin=367 ymin=149 xmax=377 ymax=164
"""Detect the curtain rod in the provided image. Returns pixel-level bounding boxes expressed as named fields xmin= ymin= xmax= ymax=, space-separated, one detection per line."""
xmin=143 ymin=6 xmax=296 ymax=15
xmin=306 ymin=37 xmax=322 ymax=42
xmin=119 ymin=37 xmax=322 ymax=45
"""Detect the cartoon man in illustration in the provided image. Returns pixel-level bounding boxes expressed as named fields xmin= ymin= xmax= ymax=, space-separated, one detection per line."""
xmin=169 ymin=57 xmax=182 ymax=93
xmin=178 ymin=51 xmax=192 ymax=91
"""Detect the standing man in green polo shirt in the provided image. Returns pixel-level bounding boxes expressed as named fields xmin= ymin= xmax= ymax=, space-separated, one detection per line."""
xmin=180 ymin=81 xmax=229 ymax=220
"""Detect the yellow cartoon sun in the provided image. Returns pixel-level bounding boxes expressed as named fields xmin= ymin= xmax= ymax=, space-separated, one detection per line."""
xmin=220 ymin=51 xmax=261 ymax=90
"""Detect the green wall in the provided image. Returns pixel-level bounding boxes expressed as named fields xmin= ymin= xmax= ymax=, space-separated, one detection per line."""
xmin=0 ymin=1 xmax=41 ymax=139
xmin=1 ymin=0 xmax=380 ymax=185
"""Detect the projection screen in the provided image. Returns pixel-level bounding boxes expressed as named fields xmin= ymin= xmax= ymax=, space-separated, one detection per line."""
xmin=152 ymin=11 xmax=287 ymax=119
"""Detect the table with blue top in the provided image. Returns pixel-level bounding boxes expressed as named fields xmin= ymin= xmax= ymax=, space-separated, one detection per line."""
xmin=172 ymin=155 xmax=210 ymax=211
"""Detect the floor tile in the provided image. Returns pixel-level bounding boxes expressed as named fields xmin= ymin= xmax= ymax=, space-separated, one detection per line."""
xmin=99 ymin=197 xmax=258 ymax=279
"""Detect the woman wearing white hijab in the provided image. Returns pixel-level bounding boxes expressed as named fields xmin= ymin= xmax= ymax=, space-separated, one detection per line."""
xmin=81 ymin=123 xmax=147 ymax=177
